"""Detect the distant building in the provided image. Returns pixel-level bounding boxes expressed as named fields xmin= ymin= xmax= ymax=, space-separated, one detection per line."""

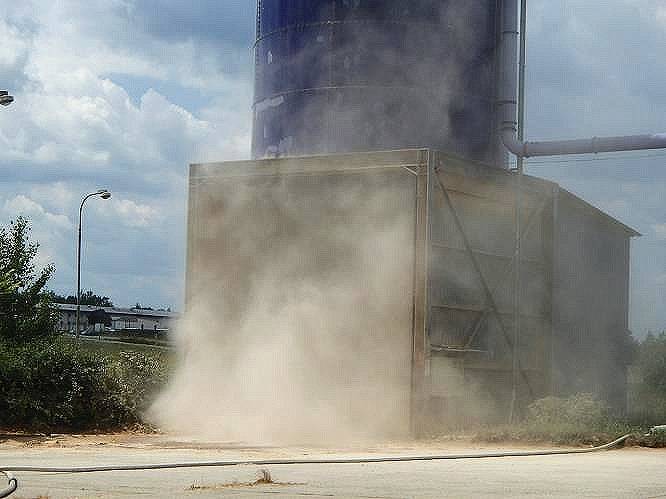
xmin=55 ymin=303 xmax=179 ymax=335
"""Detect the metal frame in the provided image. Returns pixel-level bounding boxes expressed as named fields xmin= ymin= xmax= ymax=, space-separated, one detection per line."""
xmin=187 ymin=148 xmax=638 ymax=431
xmin=190 ymin=149 xmax=429 ymax=436
xmin=409 ymin=150 xmax=430 ymax=435
xmin=431 ymin=167 xmax=534 ymax=398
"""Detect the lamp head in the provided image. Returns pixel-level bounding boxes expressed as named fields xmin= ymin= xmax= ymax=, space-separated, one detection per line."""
xmin=98 ymin=190 xmax=111 ymax=200
xmin=0 ymin=91 xmax=14 ymax=107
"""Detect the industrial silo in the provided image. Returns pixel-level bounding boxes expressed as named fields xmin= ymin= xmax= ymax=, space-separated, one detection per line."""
xmin=252 ymin=0 xmax=501 ymax=165
xmin=184 ymin=1 xmax=637 ymax=437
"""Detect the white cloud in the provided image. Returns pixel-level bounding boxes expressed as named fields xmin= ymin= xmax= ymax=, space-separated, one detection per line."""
xmin=526 ymin=0 xmax=666 ymax=139
xmin=0 ymin=0 xmax=252 ymax=176
xmin=0 ymin=0 xmax=253 ymax=309
xmin=106 ymin=198 xmax=160 ymax=228
xmin=0 ymin=19 xmax=30 ymax=69
xmin=27 ymin=182 xmax=75 ymax=213
xmin=1 ymin=194 xmax=73 ymax=271
xmin=3 ymin=194 xmax=72 ymax=231
xmin=11 ymin=0 xmax=251 ymax=96
xmin=0 ymin=74 xmax=249 ymax=193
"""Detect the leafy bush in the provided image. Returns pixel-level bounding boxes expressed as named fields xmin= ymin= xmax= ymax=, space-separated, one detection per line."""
xmin=0 ymin=216 xmax=170 ymax=432
xmin=630 ymin=332 xmax=666 ymax=424
xmin=109 ymin=351 xmax=170 ymax=423
xmin=527 ymin=393 xmax=609 ymax=427
xmin=476 ymin=333 xmax=666 ymax=447
xmin=639 ymin=333 xmax=666 ymax=395
xmin=475 ymin=394 xmax=636 ymax=446
xmin=0 ymin=338 xmax=168 ymax=431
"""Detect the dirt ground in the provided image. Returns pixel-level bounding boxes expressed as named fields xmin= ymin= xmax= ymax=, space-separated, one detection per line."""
xmin=0 ymin=432 xmax=664 ymax=498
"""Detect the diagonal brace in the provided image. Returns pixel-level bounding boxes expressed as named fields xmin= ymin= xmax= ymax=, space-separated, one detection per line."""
xmin=435 ymin=168 xmax=534 ymax=397
xmin=463 ymin=197 xmax=550 ymax=350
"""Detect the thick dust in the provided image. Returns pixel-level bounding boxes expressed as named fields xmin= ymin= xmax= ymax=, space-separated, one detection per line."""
xmin=151 ymin=166 xmax=417 ymax=444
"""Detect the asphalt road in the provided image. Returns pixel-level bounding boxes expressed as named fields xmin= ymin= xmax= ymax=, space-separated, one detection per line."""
xmin=0 ymin=435 xmax=664 ymax=498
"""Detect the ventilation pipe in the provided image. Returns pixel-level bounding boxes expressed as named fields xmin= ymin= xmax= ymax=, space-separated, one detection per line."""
xmin=499 ymin=0 xmax=666 ymax=158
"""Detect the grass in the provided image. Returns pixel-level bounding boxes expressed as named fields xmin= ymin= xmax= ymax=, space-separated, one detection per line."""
xmin=468 ymin=394 xmax=666 ymax=448
xmin=61 ymin=335 xmax=172 ymax=360
xmin=472 ymin=421 xmax=638 ymax=446
xmin=472 ymin=422 xmax=666 ymax=448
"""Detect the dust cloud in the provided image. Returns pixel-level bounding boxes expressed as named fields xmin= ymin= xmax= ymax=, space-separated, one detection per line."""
xmin=151 ymin=166 xmax=417 ymax=444
xmin=151 ymin=1 xmax=505 ymax=442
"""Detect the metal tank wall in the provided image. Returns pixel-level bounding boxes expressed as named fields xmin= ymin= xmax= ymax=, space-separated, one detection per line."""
xmin=252 ymin=0 xmax=501 ymax=165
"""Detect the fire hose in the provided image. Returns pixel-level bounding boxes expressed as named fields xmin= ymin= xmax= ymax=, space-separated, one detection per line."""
xmin=0 ymin=432 xmax=642 ymax=498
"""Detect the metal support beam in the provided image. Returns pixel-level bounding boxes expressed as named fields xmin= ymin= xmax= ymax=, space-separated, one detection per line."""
xmin=434 ymin=168 xmax=534 ymax=398
xmin=461 ymin=197 xmax=550 ymax=350
xmin=410 ymin=156 xmax=429 ymax=436
xmin=499 ymin=0 xmax=666 ymax=158
xmin=464 ymin=311 xmax=488 ymax=350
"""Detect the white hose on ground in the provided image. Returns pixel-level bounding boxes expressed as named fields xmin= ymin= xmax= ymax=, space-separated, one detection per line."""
xmin=0 ymin=433 xmax=635 ymax=498
xmin=0 ymin=473 xmax=15 ymax=499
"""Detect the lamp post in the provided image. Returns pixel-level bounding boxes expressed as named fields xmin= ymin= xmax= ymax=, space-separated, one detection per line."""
xmin=0 ymin=90 xmax=14 ymax=107
xmin=76 ymin=189 xmax=111 ymax=338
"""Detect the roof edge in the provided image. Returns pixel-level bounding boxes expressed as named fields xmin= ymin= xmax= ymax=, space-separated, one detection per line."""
xmin=556 ymin=187 xmax=641 ymax=237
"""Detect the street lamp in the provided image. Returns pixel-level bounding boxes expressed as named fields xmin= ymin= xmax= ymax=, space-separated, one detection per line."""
xmin=76 ymin=189 xmax=112 ymax=337
xmin=0 ymin=90 xmax=14 ymax=107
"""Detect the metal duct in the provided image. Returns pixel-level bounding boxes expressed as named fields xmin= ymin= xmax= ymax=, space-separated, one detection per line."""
xmin=499 ymin=0 xmax=666 ymax=158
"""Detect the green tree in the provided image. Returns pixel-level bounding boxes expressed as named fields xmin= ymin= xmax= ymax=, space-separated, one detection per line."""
xmin=630 ymin=332 xmax=666 ymax=423
xmin=49 ymin=290 xmax=114 ymax=307
xmin=638 ymin=332 xmax=666 ymax=397
xmin=0 ymin=217 xmax=58 ymax=342
xmin=134 ymin=302 xmax=153 ymax=310
xmin=0 ymin=270 xmax=18 ymax=296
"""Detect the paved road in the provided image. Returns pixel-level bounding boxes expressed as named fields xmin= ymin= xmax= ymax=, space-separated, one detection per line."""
xmin=0 ymin=435 xmax=664 ymax=498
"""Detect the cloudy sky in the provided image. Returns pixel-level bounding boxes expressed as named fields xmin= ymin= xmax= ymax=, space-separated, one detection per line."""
xmin=0 ymin=1 xmax=665 ymax=335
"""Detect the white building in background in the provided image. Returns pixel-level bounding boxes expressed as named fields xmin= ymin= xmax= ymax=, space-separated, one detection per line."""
xmin=55 ymin=303 xmax=179 ymax=335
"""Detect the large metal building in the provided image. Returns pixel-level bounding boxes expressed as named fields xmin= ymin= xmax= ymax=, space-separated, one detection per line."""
xmin=185 ymin=0 xmax=638 ymax=434
xmin=187 ymin=150 xmax=636 ymax=432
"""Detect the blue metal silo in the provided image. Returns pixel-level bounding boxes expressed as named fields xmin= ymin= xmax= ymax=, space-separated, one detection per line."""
xmin=252 ymin=0 xmax=500 ymax=165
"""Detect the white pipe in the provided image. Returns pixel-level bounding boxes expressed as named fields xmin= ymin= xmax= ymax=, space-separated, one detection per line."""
xmin=499 ymin=0 xmax=666 ymax=158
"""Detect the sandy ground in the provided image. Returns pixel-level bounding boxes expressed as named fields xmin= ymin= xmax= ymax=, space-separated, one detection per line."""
xmin=0 ymin=433 xmax=664 ymax=498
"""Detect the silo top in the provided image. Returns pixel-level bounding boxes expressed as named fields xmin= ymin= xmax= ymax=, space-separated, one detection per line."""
xmin=258 ymin=1 xmax=446 ymax=34
xmin=253 ymin=0 xmax=500 ymax=165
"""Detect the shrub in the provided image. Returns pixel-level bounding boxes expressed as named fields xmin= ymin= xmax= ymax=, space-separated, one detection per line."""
xmin=0 ymin=339 xmax=168 ymax=431
xmin=474 ymin=394 xmax=636 ymax=446
xmin=109 ymin=351 xmax=170 ymax=423
xmin=638 ymin=333 xmax=666 ymax=396
xmin=630 ymin=332 xmax=666 ymax=424
xmin=527 ymin=393 xmax=609 ymax=427
xmin=0 ymin=216 xmax=169 ymax=432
